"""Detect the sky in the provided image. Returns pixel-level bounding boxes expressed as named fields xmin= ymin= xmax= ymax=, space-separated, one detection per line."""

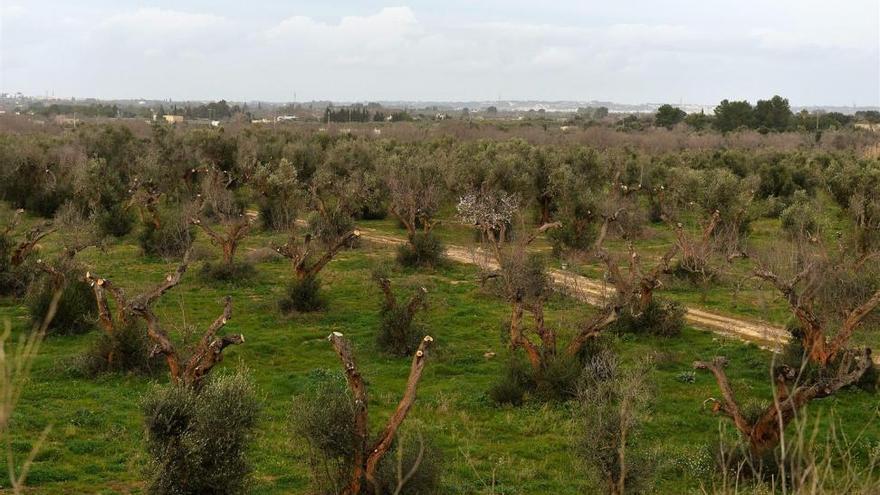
xmin=1 ymin=1 xmax=878 ymax=106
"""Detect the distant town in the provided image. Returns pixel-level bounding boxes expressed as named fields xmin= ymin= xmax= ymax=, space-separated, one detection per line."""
xmin=1 ymin=92 xmax=878 ymax=133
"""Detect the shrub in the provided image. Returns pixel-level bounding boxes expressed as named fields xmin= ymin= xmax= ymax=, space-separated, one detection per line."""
xmin=780 ymin=190 xmax=820 ymax=239
xmin=26 ymin=261 xmax=96 ymax=336
xmin=613 ymin=299 xmax=685 ymax=338
xmin=548 ymin=217 xmax=598 ymax=254
xmin=137 ymin=206 xmax=194 ymax=259
xmin=198 ymin=260 xmax=256 ymax=284
xmin=396 ymin=232 xmax=444 ymax=268
xmin=676 ymin=370 xmax=697 ymax=384
xmin=73 ymin=321 xmax=159 ymax=376
xmin=490 ymin=328 xmax=608 ymax=406
xmin=243 ymin=247 xmax=283 ymax=265
xmin=534 ymin=353 xmax=582 ymax=402
xmin=374 ymin=275 xmax=429 ymax=356
xmin=488 ymin=356 xmax=532 ymax=406
xmin=142 ymin=371 xmax=259 ymax=495
xmin=576 ymin=351 xmax=655 ymax=494
xmin=278 ymin=274 xmax=324 ymax=313
xmin=669 ymin=261 xmax=719 ymax=287
xmin=292 ymin=370 xmax=442 ymax=494
xmin=96 ymin=204 xmax=135 ymax=238
xmin=291 ymin=370 xmax=356 ymax=494
xmin=377 ymin=305 xmax=427 ymax=356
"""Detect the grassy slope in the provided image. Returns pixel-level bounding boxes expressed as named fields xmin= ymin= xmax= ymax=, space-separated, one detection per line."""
xmin=2 ymin=216 xmax=879 ymax=494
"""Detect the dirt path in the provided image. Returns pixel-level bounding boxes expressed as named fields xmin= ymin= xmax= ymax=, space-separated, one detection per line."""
xmin=355 ymin=227 xmax=793 ymax=349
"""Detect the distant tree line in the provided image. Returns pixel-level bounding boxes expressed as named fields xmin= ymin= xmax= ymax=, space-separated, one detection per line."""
xmin=323 ymin=105 xmax=413 ymax=123
xmin=162 ymin=100 xmax=243 ymax=120
xmin=652 ymin=96 xmax=880 ymax=133
xmin=28 ymin=102 xmax=149 ymax=119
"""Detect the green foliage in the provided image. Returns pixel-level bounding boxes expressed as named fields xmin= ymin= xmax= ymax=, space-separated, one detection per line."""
xmin=198 ymin=260 xmax=256 ymax=284
xmin=753 ymin=96 xmax=793 ymax=132
xmin=498 ymin=253 xmax=551 ymax=303
xmin=376 ymin=289 xmax=429 ymax=357
xmin=576 ymin=351 xmax=655 ymax=494
xmin=26 ymin=260 xmax=96 ymax=336
xmin=533 ymin=353 xmax=583 ymax=402
xmin=185 ymin=128 xmax=238 ymax=172
xmin=142 ymin=371 xmax=259 ymax=495
xmin=96 ymin=205 xmax=135 ymax=238
xmin=613 ymin=299 xmax=685 ymax=338
xmin=0 ymin=135 xmax=74 ymax=218
xmin=655 ymin=104 xmax=687 ymax=129
xmin=0 ymin=232 xmax=36 ymax=297
xmin=73 ymin=157 xmax=135 ymax=238
xmin=780 ymin=190 xmax=820 ymax=238
xmin=826 ymin=157 xmax=880 ymax=253
xmin=137 ymin=206 xmax=194 ymax=259
xmin=292 ymin=370 xmax=442 ymax=494
xmin=488 ymin=356 xmax=531 ymax=406
xmin=396 ymin=232 xmax=445 ymax=268
xmin=489 ymin=353 xmax=583 ymax=405
xmin=291 ymin=370 xmax=356 ymax=494
xmin=685 ymin=111 xmax=713 ymax=130
xmin=308 ymin=209 xmax=356 ymax=247
xmin=780 ymin=322 xmax=878 ymax=393
xmin=252 ymin=158 xmax=301 ymax=231
xmin=73 ymin=320 xmax=159 ymax=376
xmin=713 ymin=99 xmax=754 ymax=132
xmin=278 ymin=274 xmax=324 ymax=313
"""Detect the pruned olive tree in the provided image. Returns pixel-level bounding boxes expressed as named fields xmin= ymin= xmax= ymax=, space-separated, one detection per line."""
xmin=251 ymin=157 xmax=301 ymax=231
xmin=695 ymin=242 xmax=879 ymax=457
xmin=84 ymin=253 xmax=190 ymax=373
xmin=374 ymin=274 xmax=429 ymax=356
xmin=0 ymin=209 xmax=54 ymax=296
xmin=275 ymin=148 xmax=370 ymax=312
xmin=327 ymin=332 xmax=434 ymax=495
xmin=383 ymin=147 xmax=446 ymax=267
xmin=86 ymin=252 xmax=243 ymax=387
xmin=26 ymin=204 xmax=101 ymax=336
xmin=190 ymin=169 xmax=255 ymax=280
xmin=458 ymin=190 xmax=608 ymax=377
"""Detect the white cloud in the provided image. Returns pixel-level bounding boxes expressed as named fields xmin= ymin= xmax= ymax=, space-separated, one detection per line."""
xmin=1 ymin=3 xmax=877 ymax=104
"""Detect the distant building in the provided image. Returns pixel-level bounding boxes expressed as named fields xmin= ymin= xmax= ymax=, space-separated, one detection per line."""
xmin=855 ymin=122 xmax=879 ymax=132
xmin=164 ymin=115 xmax=183 ymax=124
xmin=275 ymin=115 xmax=297 ymax=122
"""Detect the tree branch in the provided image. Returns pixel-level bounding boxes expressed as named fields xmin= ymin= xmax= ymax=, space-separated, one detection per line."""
xmin=693 ymin=357 xmax=752 ymax=436
xmin=364 ymin=335 xmax=434 ymax=486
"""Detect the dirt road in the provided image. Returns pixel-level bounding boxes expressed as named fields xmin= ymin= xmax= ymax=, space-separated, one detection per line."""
xmin=355 ymin=227 xmax=793 ymax=349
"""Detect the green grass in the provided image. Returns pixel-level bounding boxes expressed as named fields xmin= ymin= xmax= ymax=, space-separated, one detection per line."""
xmin=3 ymin=212 xmax=879 ymax=494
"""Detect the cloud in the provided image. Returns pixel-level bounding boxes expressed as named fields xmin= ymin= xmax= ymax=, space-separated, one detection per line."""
xmin=264 ymin=7 xmax=423 ymax=66
xmin=1 ymin=3 xmax=877 ymax=104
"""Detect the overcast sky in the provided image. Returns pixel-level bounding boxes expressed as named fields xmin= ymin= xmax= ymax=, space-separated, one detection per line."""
xmin=1 ymin=1 xmax=878 ymax=106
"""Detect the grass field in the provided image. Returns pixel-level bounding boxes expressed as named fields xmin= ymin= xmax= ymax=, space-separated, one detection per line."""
xmin=3 ymin=212 xmax=879 ymax=494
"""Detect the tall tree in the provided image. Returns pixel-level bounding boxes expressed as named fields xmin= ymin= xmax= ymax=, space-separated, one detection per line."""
xmin=654 ymin=104 xmax=686 ymax=129
xmin=713 ymin=99 xmax=754 ymax=132
xmin=753 ymin=95 xmax=793 ymax=131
